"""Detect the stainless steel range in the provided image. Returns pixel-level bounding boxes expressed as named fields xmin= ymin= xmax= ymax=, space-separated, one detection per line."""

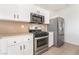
xmin=29 ymin=29 xmax=49 ymax=55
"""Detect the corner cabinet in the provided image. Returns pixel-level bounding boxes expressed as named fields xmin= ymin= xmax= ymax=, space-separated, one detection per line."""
xmin=0 ymin=34 xmax=33 ymax=55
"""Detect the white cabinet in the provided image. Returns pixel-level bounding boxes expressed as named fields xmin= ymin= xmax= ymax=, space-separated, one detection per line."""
xmin=17 ymin=4 xmax=49 ymax=23
xmin=48 ymin=32 xmax=54 ymax=47
xmin=0 ymin=38 xmax=8 ymax=54
xmin=0 ymin=5 xmax=18 ymax=20
xmin=8 ymin=5 xmax=19 ymax=20
xmin=0 ymin=5 xmax=11 ymax=20
xmin=7 ymin=34 xmax=33 ymax=55
xmin=0 ymin=5 xmax=49 ymax=24
xmin=7 ymin=43 xmax=23 ymax=55
xmin=0 ymin=5 xmax=31 ymax=22
xmin=21 ymin=35 xmax=33 ymax=55
xmin=17 ymin=5 xmax=31 ymax=22
xmin=44 ymin=11 xmax=49 ymax=24
xmin=0 ymin=34 xmax=33 ymax=55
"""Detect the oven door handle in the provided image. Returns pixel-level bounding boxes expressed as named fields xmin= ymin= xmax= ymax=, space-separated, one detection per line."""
xmin=35 ymin=36 xmax=48 ymax=40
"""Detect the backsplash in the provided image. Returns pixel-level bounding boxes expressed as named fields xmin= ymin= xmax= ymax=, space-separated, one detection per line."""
xmin=29 ymin=24 xmax=47 ymax=31
xmin=0 ymin=21 xmax=29 ymax=35
xmin=0 ymin=21 xmax=47 ymax=36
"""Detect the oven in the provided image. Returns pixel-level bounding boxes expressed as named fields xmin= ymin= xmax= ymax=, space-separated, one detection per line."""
xmin=29 ymin=29 xmax=49 ymax=55
xmin=34 ymin=36 xmax=48 ymax=55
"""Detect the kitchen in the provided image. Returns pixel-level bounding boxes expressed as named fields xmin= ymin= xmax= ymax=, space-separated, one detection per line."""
xmin=0 ymin=4 xmax=79 ymax=55
xmin=0 ymin=4 xmax=50 ymax=55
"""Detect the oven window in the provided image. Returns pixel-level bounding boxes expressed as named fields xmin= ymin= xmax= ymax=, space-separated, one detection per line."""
xmin=37 ymin=38 xmax=48 ymax=48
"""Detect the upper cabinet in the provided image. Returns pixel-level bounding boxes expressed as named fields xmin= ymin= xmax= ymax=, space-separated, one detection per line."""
xmin=17 ymin=5 xmax=31 ymax=22
xmin=0 ymin=5 xmax=18 ymax=20
xmin=0 ymin=5 xmax=49 ymax=24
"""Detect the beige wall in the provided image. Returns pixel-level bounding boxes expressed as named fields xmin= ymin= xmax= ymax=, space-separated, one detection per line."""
xmin=0 ymin=21 xmax=29 ymax=35
xmin=0 ymin=20 xmax=47 ymax=36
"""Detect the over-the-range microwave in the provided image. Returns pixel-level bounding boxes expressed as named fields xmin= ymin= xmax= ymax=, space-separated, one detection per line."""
xmin=30 ymin=13 xmax=44 ymax=24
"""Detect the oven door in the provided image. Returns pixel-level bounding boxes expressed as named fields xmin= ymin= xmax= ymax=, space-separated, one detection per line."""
xmin=35 ymin=36 xmax=48 ymax=52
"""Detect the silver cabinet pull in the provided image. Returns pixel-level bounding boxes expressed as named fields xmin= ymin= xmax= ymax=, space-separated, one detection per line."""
xmin=17 ymin=14 xmax=19 ymax=19
xmin=14 ymin=14 xmax=16 ymax=19
xmin=20 ymin=45 xmax=22 ymax=50
xmin=28 ymin=39 xmax=30 ymax=40
xmin=23 ymin=44 xmax=25 ymax=50
xmin=14 ymin=41 xmax=16 ymax=43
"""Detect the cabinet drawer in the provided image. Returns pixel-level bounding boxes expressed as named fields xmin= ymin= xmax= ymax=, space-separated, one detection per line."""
xmin=7 ymin=35 xmax=27 ymax=46
xmin=7 ymin=39 xmax=22 ymax=46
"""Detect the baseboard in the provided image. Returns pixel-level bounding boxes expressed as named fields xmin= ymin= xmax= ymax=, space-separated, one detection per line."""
xmin=65 ymin=40 xmax=79 ymax=46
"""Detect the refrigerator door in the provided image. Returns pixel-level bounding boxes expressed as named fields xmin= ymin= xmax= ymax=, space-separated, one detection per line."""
xmin=57 ymin=17 xmax=64 ymax=47
xmin=57 ymin=17 xmax=64 ymax=34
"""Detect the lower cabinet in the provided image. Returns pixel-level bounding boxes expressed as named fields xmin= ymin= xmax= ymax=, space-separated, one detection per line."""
xmin=7 ymin=34 xmax=33 ymax=55
xmin=23 ymin=39 xmax=33 ymax=55
xmin=0 ymin=38 xmax=8 ymax=54
xmin=48 ymin=32 xmax=54 ymax=47
xmin=0 ymin=34 xmax=33 ymax=55
xmin=7 ymin=43 xmax=23 ymax=55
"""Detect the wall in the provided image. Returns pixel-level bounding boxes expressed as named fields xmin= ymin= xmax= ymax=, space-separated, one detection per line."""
xmin=0 ymin=20 xmax=47 ymax=36
xmin=29 ymin=23 xmax=47 ymax=31
xmin=50 ymin=5 xmax=79 ymax=45
xmin=0 ymin=21 xmax=29 ymax=36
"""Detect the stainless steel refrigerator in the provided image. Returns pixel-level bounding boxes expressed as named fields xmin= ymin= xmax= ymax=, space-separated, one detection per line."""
xmin=47 ymin=17 xmax=64 ymax=47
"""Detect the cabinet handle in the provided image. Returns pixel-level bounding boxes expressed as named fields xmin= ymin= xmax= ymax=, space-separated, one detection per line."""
xmin=14 ymin=14 xmax=16 ymax=19
xmin=17 ymin=14 xmax=19 ymax=19
xmin=14 ymin=41 xmax=16 ymax=43
xmin=28 ymin=39 xmax=30 ymax=40
xmin=20 ymin=45 xmax=22 ymax=50
xmin=23 ymin=44 xmax=25 ymax=50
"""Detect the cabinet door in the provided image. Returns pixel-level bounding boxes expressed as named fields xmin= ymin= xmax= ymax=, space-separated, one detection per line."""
xmin=30 ymin=5 xmax=44 ymax=15
xmin=0 ymin=5 xmax=18 ymax=20
xmin=44 ymin=11 xmax=49 ymax=24
xmin=23 ymin=35 xmax=33 ymax=55
xmin=22 ymin=40 xmax=29 ymax=55
xmin=0 ymin=5 xmax=10 ymax=20
xmin=6 ymin=35 xmax=27 ymax=55
xmin=49 ymin=32 xmax=54 ymax=47
xmin=27 ymin=36 xmax=33 ymax=55
xmin=7 ymin=43 xmax=23 ymax=55
xmin=8 ymin=5 xmax=19 ymax=20
xmin=17 ymin=5 xmax=31 ymax=22
xmin=0 ymin=38 xmax=8 ymax=54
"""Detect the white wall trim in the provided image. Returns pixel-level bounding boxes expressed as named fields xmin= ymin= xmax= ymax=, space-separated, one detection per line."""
xmin=65 ymin=40 xmax=79 ymax=46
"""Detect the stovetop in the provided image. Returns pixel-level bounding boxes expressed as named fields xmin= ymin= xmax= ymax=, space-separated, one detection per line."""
xmin=29 ymin=30 xmax=49 ymax=37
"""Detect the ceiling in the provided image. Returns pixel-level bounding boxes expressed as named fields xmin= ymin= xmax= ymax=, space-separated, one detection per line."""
xmin=35 ymin=4 xmax=70 ymax=11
